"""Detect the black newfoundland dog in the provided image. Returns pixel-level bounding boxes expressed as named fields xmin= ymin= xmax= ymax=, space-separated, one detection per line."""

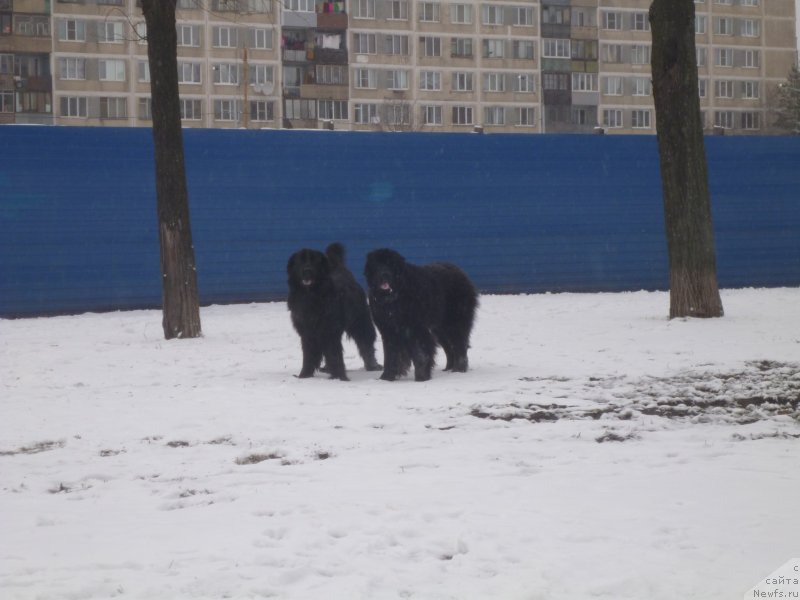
xmin=364 ymin=248 xmax=478 ymax=382
xmin=287 ymin=243 xmax=381 ymax=381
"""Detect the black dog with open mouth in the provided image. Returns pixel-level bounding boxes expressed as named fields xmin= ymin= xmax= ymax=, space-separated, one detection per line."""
xmin=364 ymin=248 xmax=478 ymax=382
xmin=287 ymin=243 xmax=381 ymax=380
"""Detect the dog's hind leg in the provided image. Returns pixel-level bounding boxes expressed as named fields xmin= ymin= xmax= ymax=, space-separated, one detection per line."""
xmin=298 ymin=338 xmax=323 ymax=378
xmin=322 ymin=339 xmax=348 ymax=381
xmin=349 ymin=312 xmax=382 ymax=371
xmin=410 ymin=330 xmax=437 ymax=382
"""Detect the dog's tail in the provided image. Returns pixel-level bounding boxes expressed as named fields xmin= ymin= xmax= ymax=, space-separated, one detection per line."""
xmin=325 ymin=242 xmax=346 ymax=268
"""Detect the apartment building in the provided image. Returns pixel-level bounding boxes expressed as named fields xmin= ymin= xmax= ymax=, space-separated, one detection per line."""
xmin=0 ymin=0 xmax=796 ymax=133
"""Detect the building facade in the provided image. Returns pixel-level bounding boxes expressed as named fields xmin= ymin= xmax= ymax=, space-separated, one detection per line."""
xmin=0 ymin=0 xmax=796 ymax=133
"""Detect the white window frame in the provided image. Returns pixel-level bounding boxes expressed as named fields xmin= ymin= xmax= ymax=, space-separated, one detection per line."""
xmin=422 ymin=36 xmax=442 ymax=57
xmin=60 ymin=95 xmax=87 ymax=118
xmin=742 ymin=80 xmax=759 ymax=100
xmin=452 ymin=71 xmax=473 ymax=92
xmin=419 ymin=70 xmax=441 ymax=91
xmin=388 ymin=0 xmax=408 ymax=20
xmin=353 ymin=33 xmax=377 ymax=54
xmin=484 ymin=72 xmax=505 ymax=93
xmin=603 ymin=76 xmax=623 ymax=96
xmin=355 ymin=68 xmax=377 ymax=89
xmin=100 ymin=96 xmax=127 ymax=119
xmin=515 ymin=107 xmax=535 ymax=126
xmin=423 ymin=105 xmax=442 ymax=125
xmin=450 ymin=3 xmax=472 ymax=24
xmin=318 ymin=99 xmax=348 ymax=121
xmin=632 ymin=12 xmax=650 ymax=31
xmin=543 ymin=39 xmax=570 ymax=59
xmin=482 ymin=4 xmax=503 ymax=25
xmin=451 ymin=105 xmax=473 ymax=125
xmin=59 ymin=19 xmax=86 ymax=42
xmin=212 ymin=26 xmax=237 ymax=48
xmin=715 ymin=48 xmax=733 ymax=67
xmin=386 ymin=69 xmax=409 ymax=90
xmin=352 ymin=0 xmax=375 ymax=18
xmin=513 ymin=73 xmax=535 ymax=93
xmin=178 ymin=62 xmax=202 ymax=84
xmin=59 ymin=57 xmax=86 ymax=80
xmin=631 ymin=109 xmax=651 ymax=129
xmin=714 ymin=79 xmax=734 ymax=99
xmin=354 ymin=103 xmax=378 ymax=124
xmin=631 ymin=45 xmax=651 ymax=65
xmin=180 ymin=98 xmax=202 ymax=120
xmin=419 ymin=1 xmax=440 ymax=22
xmin=483 ymin=39 xmax=505 ymax=59
xmin=484 ymin=106 xmax=505 ymax=126
xmin=602 ymin=11 xmax=622 ymax=31
xmin=632 ymin=77 xmax=651 ymax=96
xmin=98 ymin=59 xmax=126 ymax=82
xmin=572 ymin=72 xmax=598 ymax=92
xmin=178 ymin=25 xmax=201 ymax=47
xmin=603 ymin=108 xmax=623 ymax=128
xmin=213 ymin=63 xmax=239 ymax=85
xmin=214 ymin=98 xmax=240 ymax=121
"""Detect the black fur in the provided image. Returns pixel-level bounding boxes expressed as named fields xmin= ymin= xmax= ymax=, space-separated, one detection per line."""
xmin=364 ymin=248 xmax=478 ymax=382
xmin=287 ymin=243 xmax=381 ymax=381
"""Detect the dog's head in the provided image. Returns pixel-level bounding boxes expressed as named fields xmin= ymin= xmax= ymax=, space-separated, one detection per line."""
xmin=364 ymin=248 xmax=407 ymax=302
xmin=287 ymin=248 xmax=330 ymax=291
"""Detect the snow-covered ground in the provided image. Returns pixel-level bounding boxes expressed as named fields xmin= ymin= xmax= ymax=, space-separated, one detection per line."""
xmin=1 ymin=288 xmax=798 ymax=600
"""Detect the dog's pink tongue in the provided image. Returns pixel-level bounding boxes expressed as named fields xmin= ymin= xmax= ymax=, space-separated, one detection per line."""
xmin=380 ymin=282 xmax=391 ymax=291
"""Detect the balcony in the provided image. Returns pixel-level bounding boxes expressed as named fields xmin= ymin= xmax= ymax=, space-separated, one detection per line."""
xmin=317 ymin=11 xmax=347 ymax=29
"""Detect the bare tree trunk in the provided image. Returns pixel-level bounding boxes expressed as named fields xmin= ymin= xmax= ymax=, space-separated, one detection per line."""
xmin=142 ymin=0 xmax=202 ymax=338
xmin=650 ymin=0 xmax=723 ymax=319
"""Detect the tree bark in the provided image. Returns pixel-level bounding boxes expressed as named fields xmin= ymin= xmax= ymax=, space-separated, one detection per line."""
xmin=141 ymin=0 xmax=202 ymax=338
xmin=650 ymin=0 xmax=724 ymax=319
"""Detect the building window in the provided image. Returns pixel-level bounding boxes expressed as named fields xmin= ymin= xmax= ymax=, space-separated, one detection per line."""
xmin=741 ymin=0 xmax=758 ymax=5
xmin=60 ymin=96 xmax=87 ymax=118
xmin=572 ymin=72 xmax=597 ymax=92
xmin=602 ymin=44 xmax=623 ymax=63
xmin=389 ymin=0 xmax=408 ymax=19
xmin=698 ymin=79 xmax=707 ymax=97
xmin=137 ymin=61 xmax=150 ymax=82
xmin=355 ymin=68 xmax=377 ymax=89
xmin=14 ymin=15 xmax=51 ymax=37
xmin=603 ymin=76 xmax=622 ymax=96
xmin=249 ymin=100 xmax=274 ymax=122
xmin=482 ymin=4 xmax=503 ymax=25
xmin=542 ymin=5 xmax=567 ymax=24
xmin=631 ymin=109 xmax=651 ymax=129
xmin=602 ymin=11 xmax=622 ymax=30
xmin=543 ymin=39 xmax=570 ymax=59
xmin=742 ymin=80 xmax=759 ymax=100
xmin=451 ymin=105 xmax=473 ymax=125
xmin=631 ymin=45 xmax=650 ymax=65
xmin=384 ymin=34 xmax=410 ymax=55
xmin=572 ymin=7 xmax=596 ymax=27
xmin=451 ymin=37 xmax=473 ymax=58
xmin=178 ymin=25 xmax=201 ymax=47
xmin=571 ymin=40 xmax=598 ymax=60
xmin=696 ymin=47 xmax=707 ymax=67
xmin=543 ymin=72 xmax=568 ymax=91
xmin=450 ymin=3 xmax=472 ymax=24
xmin=632 ymin=77 xmax=651 ymax=96
xmin=58 ymin=19 xmax=86 ymax=42
xmin=452 ymin=71 xmax=473 ymax=92
xmin=511 ymin=7 xmax=533 ymax=26
xmin=419 ymin=2 xmax=440 ymax=22
xmin=714 ymin=17 xmax=733 ymax=36
xmin=513 ymin=73 xmax=535 ymax=92
xmin=214 ymin=98 xmax=240 ymax=121
xmin=354 ymin=103 xmax=378 ymax=124
xmin=714 ymin=80 xmax=734 ymax=99
xmin=695 ymin=15 xmax=707 ymax=35
xmin=249 ymin=28 xmax=273 ymax=50
xmin=138 ymin=97 xmax=152 ymax=120
xmin=284 ymin=98 xmax=316 ymax=120
xmin=603 ymin=108 xmax=623 ymax=128
xmin=179 ymin=62 xmax=202 ymax=84
xmin=632 ymin=12 xmax=649 ymax=31
xmin=423 ymin=105 xmax=442 ymax=125
xmin=385 ymin=103 xmax=410 ymax=125
xmin=99 ymin=59 xmax=126 ymax=82
xmin=316 ymin=64 xmax=346 ymax=85
xmin=421 ymin=36 xmax=442 ymax=57
xmin=484 ymin=72 xmax=505 ymax=92
xmin=714 ymin=48 xmax=733 ymax=67
xmin=97 ymin=21 xmax=124 ymax=43
xmin=285 ymin=0 xmax=314 ymax=10
xmin=59 ymin=57 xmax=86 ymax=80
xmin=387 ymin=69 xmax=409 ymax=90
xmin=249 ymin=64 xmax=273 ymax=85
xmin=714 ymin=110 xmax=734 ymax=129
xmin=100 ymin=97 xmax=127 ymax=119
xmin=318 ymin=100 xmax=347 ymax=120
xmin=484 ymin=106 xmax=505 ymax=125
xmin=419 ymin=70 xmax=440 ymax=91
xmin=352 ymin=0 xmax=375 ymax=18
xmin=514 ymin=107 xmax=535 ymax=126
xmin=1 ymin=90 xmax=14 ymax=113
xmin=212 ymin=26 xmax=238 ymax=48
xmin=181 ymin=98 xmax=202 ymax=120
xmin=213 ymin=64 xmax=239 ymax=85
xmin=483 ymin=39 xmax=504 ymax=58
xmin=743 ymin=50 xmax=760 ymax=68
xmin=741 ymin=19 xmax=760 ymax=37
xmin=135 ymin=22 xmax=147 ymax=44
xmin=512 ymin=40 xmax=534 ymax=59
xmin=353 ymin=33 xmax=376 ymax=54
xmin=740 ymin=111 xmax=760 ymax=130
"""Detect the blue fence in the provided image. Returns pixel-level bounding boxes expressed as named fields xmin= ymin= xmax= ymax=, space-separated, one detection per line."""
xmin=1 ymin=126 xmax=798 ymax=317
